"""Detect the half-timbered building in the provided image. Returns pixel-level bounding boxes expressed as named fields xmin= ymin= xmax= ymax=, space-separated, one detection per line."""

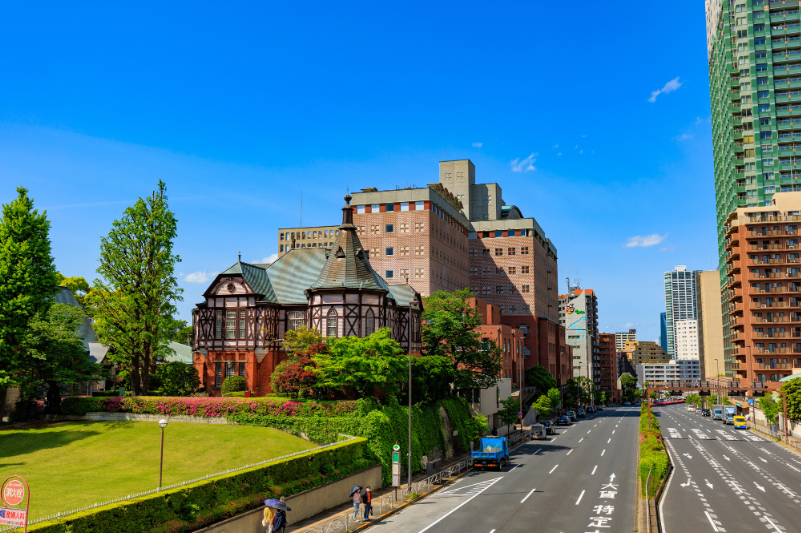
xmin=192 ymin=194 xmax=422 ymax=396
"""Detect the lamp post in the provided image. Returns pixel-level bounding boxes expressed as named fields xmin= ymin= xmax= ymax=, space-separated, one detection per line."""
xmin=158 ymin=419 xmax=168 ymax=489
xmin=714 ymin=358 xmax=721 ymax=405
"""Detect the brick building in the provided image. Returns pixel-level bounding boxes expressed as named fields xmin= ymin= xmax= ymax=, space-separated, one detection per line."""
xmin=597 ymin=333 xmax=620 ymax=403
xmin=723 ymin=191 xmax=801 ymax=390
xmin=277 ymin=159 xmax=570 ymax=386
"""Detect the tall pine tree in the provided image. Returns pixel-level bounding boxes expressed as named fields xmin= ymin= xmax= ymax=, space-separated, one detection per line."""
xmin=92 ymin=181 xmax=182 ymax=396
xmin=0 ymin=187 xmax=59 ymax=409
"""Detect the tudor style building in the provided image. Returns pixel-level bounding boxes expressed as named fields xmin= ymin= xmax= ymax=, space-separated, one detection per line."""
xmin=191 ymin=195 xmax=422 ymax=396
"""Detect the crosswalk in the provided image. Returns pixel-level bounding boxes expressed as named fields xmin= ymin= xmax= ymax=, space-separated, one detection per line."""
xmin=664 ymin=426 xmax=763 ymax=441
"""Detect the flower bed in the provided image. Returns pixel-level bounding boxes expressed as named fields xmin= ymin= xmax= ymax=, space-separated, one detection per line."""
xmin=639 ymin=402 xmax=669 ymax=498
xmin=59 ymin=396 xmax=359 ymax=418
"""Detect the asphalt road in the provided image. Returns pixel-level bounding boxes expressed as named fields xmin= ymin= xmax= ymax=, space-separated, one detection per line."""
xmin=368 ymin=406 xmax=640 ymax=533
xmin=658 ymin=404 xmax=801 ymax=533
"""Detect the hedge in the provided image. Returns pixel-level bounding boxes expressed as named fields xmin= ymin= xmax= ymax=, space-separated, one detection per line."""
xmin=639 ymin=403 xmax=669 ymax=499
xmin=231 ymin=396 xmax=475 ymax=484
xmin=25 ymin=437 xmax=370 ymax=533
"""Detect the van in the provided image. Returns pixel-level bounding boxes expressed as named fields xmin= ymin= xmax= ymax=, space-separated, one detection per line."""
xmin=712 ymin=407 xmax=723 ymax=420
xmin=733 ymin=416 xmax=747 ymax=430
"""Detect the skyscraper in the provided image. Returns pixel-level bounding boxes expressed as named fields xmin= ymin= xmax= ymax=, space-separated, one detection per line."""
xmin=660 ymin=312 xmax=668 ymax=351
xmin=559 ymin=285 xmax=599 ymax=383
xmin=664 ymin=265 xmax=703 ymax=357
xmin=614 ymin=328 xmax=637 ymax=351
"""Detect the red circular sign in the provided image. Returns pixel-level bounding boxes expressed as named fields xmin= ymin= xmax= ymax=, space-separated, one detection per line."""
xmin=4 ymin=480 xmax=24 ymax=506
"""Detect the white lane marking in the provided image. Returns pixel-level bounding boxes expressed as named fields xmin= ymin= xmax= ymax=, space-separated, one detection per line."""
xmin=610 ymin=473 xmax=615 ymax=481
xmin=607 ymin=438 xmax=611 ymax=444
xmin=601 ymin=449 xmax=606 ymax=456
xmin=566 ymin=450 xmax=573 ymax=456
xmin=549 ymin=464 xmax=559 ymax=474
xmin=754 ymin=482 xmax=765 ymax=492
xmin=722 ymin=455 xmax=730 ymax=461
xmin=575 ymin=489 xmax=585 ymax=505
xmin=591 ymin=465 xmax=597 ymax=475
xmin=612 ymin=430 xmax=615 ymax=434
xmin=764 ymin=515 xmax=782 ymax=532
xmin=579 ymin=438 xmax=584 ymax=443
xmin=532 ymin=448 xmax=541 ymax=455
xmin=508 ymin=464 xmax=520 ymax=471
xmin=759 ymin=457 xmax=768 ymax=463
xmin=489 ymin=530 xmax=495 ymax=533
xmin=520 ymin=488 xmax=536 ymax=503
xmin=787 ymin=462 xmax=800 ymax=472
xmin=587 ymin=430 xmax=592 ymax=434
xmin=704 ymin=510 xmax=720 ymax=532
xmin=705 ymin=479 xmax=713 ymax=489
xmin=419 ymin=476 xmax=503 ymax=533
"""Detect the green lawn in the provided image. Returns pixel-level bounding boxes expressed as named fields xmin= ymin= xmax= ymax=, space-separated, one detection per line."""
xmin=0 ymin=421 xmax=317 ymax=520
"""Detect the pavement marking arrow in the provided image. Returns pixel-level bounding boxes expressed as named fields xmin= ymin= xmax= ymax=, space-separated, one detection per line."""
xmin=683 ymin=453 xmax=693 ymax=459
xmin=681 ymin=479 xmax=691 ymax=487
xmin=759 ymin=457 xmax=768 ymax=463
xmin=706 ymin=479 xmax=713 ymax=489
xmin=754 ymin=482 xmax=766 ymax=492
xmin=610 ymin=473 xmax=616 ymax=482
xmin=723 ymin=455 xmax=730 ymax=461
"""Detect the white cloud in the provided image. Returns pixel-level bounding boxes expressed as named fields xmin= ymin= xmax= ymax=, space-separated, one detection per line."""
xmin=648 ymin=77 xmax=682 ymax=103
xmin=255 ymin=253 xmax=279 ymax=264
xmin=472 ymin=142 xmax=483 ymax=148
xmin=674 ymin=133 xmax=693 ymax=141
xmin=510 ymin=153 xmax=537 ymax=172
xmin=557 ymin=152 xmax=562 ymax=156
xmin=660 ymin=244 xmax=676 ymax=252
xmin=553 ymin=144 xmax=559 ymax=149
xmin=622 ymin=233 xmax=669 ymax=248
xmin=579 ymin=150 xmax=583 ymax=154
xmin=184 ymin=270 xmax=219 ymax=283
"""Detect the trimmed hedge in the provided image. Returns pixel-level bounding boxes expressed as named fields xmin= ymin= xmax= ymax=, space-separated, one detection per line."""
xmin=639 ymin=403 xmax=669 ymax=499
xmin=27 ymin=438 xmax=370 ymax=533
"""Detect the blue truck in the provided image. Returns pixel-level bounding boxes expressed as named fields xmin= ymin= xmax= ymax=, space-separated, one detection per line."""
xmin=471 ymin=436 xmax=510 ymax=470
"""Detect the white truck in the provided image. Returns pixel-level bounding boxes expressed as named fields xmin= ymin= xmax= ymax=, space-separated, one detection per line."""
xmin=712 ymin=405 xmax=723 ymax=421
xmin=723 ymin=406 xmax=737 ymax=425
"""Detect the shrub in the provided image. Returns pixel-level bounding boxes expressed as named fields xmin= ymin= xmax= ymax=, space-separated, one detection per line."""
xmin=222 ymin=391 xmax=246 ymax=397
xmin=639 ymin=403 xmax=669 ymax=498
xmin=221 ymin=376 xmax=247 ymax=395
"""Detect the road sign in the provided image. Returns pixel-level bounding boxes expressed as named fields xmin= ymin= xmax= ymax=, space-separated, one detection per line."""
xmin=392 ymin=444 xmax=400 ymax=451
xmin=518 ymin=412 xmax=523 ymax=418
xmin=392 ymin=463 xmax=400 ymax=476
xmin=391 ymin=445 xmax=401 ymax=487
xmin=0 ymin=476 xmax=29 ymax=533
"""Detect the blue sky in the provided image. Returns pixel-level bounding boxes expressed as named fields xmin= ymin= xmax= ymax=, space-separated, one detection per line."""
xmin=0 ymin=1 xmax=716 ymax=342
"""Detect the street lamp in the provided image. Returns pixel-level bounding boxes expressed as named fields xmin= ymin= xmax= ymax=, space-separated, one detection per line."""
xmin=714 ymin=359 xmax=721 ymax=405
xmin=158 ymin=419 xmax=168 ymax=489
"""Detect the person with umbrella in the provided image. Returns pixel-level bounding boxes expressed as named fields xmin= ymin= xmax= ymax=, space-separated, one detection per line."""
xmin=263 ymin=498 xmax=291 ymax=533
xmin=350 ymin=486 xmax=362 ymax=522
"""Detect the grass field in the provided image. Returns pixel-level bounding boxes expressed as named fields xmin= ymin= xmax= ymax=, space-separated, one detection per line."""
xmin=0 ymin=421 xmax=317 ymax=519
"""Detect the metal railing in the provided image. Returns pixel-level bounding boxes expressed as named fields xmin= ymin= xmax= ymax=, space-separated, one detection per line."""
xmin=0 ymin=434 xmax=358 ymax=532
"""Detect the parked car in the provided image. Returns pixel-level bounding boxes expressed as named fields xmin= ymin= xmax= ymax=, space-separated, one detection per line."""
xmin=557 ymin=416 xmax=571 ymax=425
xmin=695 ymin=407 xmax=702 ymax=414
xmin=598 ymin=406 xmax=604 ymax=411
xmin=567 ymin=411 xmax=577 ymax=421
xmin=624 ymin=401 xmax=631 ymax=406
xmin=687 ymin=405 xmax=695 ymax=412
xmin=543 ymin=420 xmax=555 ymax=434
xmin=577 ymin=408 xmax=586 ymax=417
xmin=702 ymin=409 xmax=711 ymax=417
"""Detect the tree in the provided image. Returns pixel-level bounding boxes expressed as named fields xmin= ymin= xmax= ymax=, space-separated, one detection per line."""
xmin=599 ymin=391 xmax=609 ymax=404
xmin=283 ymin=326 xmax=324 ymax=353
xmin=421 ymin=289 xmax=502 ymax=390
xmin=56 ymin=273 xmax=92 ymax=306
xmin=0 ymin=187 xmax=59 ymax=410
xmin=620 ymin=373 xmax=637 ymax=402
xmin=781 ymin=377 xmax=801 ymax=421
xmin=525 ymin=365 xmax=557 ymax=394
xmin=498 ymin=396 xmax=519 ymax=435
xmin=313 ymin=328 xmax=407 ymax=398
xmin=157 ymin=361 xmax=201 ymax=396
xmin=164 ymin=318 xmax=193 ymax=345
xmin=271 ymin=347 xmax=321 ymax=398
xmin=759 ymin=394 xmax=781 ymax=427
xmin=410 ymin=355 xmax=455 ymax=403
xmin=547 ymin=387 xmax=561 ymax=410
xmin=91 ymin=181 xmax=183 ymax=396
xmin=16 ymin=304 xmax=106 ymax=412
xmin=721 ymin=396 xmax=732 ymax=405
xmin=533 ymin=394 xmax=553 ymax=419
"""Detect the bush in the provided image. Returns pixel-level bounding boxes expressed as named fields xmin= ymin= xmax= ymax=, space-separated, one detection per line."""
xmin=639 ymin=403 xmax=669 ymax=498
xmin=28 ymin=437 xmax=370 ymax=533
xmin=222 ymin=391 xmax=246 ymax=397
xmin=221 ymin=376 xmax=247 ymax=395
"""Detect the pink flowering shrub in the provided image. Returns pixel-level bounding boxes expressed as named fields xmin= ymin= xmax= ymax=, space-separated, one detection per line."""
xmin=61 ymin=396 xmax=359 ymax=418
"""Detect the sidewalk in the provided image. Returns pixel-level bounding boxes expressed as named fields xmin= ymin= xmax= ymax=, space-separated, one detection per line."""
xmin=285 ymin=452 xmax=471 ymax=533
xmin=747 ymin=421 xmax=801 ymax=453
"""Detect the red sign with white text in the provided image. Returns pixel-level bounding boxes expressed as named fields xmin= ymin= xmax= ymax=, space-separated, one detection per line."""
xmin=3 ymin=480 xmax=23 ymax=506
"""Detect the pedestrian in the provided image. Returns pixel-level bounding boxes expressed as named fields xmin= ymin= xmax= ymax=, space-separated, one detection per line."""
xmin=491 ymin=427 xmax=498 ymax=436
xmin=263 ymin=504 xmax=275 ymax=533
xmin=421 ymin=454 xmax=428 ymax=472
xmin=362 ymin=486 xmax=372 ymax=521
xmin=352 ymin=488 xmax=361 ymax=522
xmin=272 ymin=502 xmax=287 ymax=533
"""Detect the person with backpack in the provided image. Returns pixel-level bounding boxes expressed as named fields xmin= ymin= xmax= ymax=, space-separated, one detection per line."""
xmin=361 ymin=486 xmax=372 ymax=521
xmin=272 ymin=508 xmax=287 ymax=533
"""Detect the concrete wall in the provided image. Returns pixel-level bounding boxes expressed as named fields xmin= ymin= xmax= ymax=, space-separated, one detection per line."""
xmin=194 ymin=464 xmax=382 ymax=533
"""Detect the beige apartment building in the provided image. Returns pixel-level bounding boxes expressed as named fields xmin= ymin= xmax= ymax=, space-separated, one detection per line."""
xmin=625 ymin=340 xmax=671 ymax=367
xmin=696 ymin=270 xmax=724 ymax=380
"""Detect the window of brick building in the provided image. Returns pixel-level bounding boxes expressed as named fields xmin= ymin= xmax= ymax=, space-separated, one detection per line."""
xmin=495 ymin=248 xmax=503 ymax=256
xmin=371 ymin=247 xmax=379 ymax=258
xmin=415 ymin=245 xmax=425 ymax=255
xmin=400 ymin=222 xmax=409 ymax=233
xmin=357 ymin=225 xmax=366 ymax=236
xmin=415 ymin=201 xmax=425 ymax=210
xmin=510 ymin=305 xmax=517 ymax=313
xmin=399 ymin=246 xmax=409 ymax=256
xmin=521 ymin=285 xmax=530 ymax=293
xmin=483 ymin=249 xmax=490 ymax=256
xmin=386 ymin=270 xmax=394 ymax=279
xmin=386 ymin=247 xmax=394 ymax=256
xmin=496 ymin=266 xmax=505 ymax=274
xmin=386 ymin=224 xmax=394 ymax=233
xmin=509 ymin=285 xmax=517 ymax=294
xmin=415 ymin=268 xmax=425 ymax=278
xmin=371 ymin=225 xmax=380 ymax=235
xmin=523 ymin=304 xmax=530 ymax=312
xmin=415 ymin=222 xmax=426 ymax=232
xmin=496 ymin=286 xmax=504 ymax=294
xmin=400 ymin=268 xmax=409 ymax=279
xmin=508 ymin=266 xmax=516 ymax=274
xmin=482 ymin=286 xmax=490 ymax=295
xmin=521 ymin=265 xmax=530 ymax=274
xmin=327 ymin=308 xmax=338 ymax=337
xmin=508 ymin=247 xmax=516 ymax=255
xmin=499 ymin=305 xmax=505 ymax=314
xmin=386 ymin=203 xmax=395 ymax=212
xmin=521 ymin=247 xmax=529 ymax=255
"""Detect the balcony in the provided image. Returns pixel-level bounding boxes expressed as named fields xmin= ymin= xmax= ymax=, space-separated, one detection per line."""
xmin=756 ymin=331 xmax=790 ymax=338
xmin=731 ymin=363 xmax=742 ymax=370
xmin=729 ymin=288 xmax=742 ymax=300
xmin=752 ymin=301 xmax=789 ymax=308
xmin=750 ymin=229 xmax=783 ymax=236
xmin=757 ymin=362 xmax=792 ymax=369
xmin=729 ymin=303 xmax=744 ymax=315
xmin=757 ymin=347 xmax=791 ymax=354
xmin=751 ymin=244 xmax=784 ymax=250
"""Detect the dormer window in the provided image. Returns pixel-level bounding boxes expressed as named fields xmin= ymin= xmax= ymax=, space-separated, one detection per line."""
xmin=327 ymin=308 xmax=338 ymax=337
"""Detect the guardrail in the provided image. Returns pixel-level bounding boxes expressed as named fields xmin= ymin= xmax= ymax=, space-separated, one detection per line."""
xmin=0 ymin=434 xmax=358 ymax=532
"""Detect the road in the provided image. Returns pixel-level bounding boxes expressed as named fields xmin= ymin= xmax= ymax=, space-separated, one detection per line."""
xmin=658 ymin=404 xmax=801 ymax=533
xmin=369 ymin=406 xmax=640 ymax=533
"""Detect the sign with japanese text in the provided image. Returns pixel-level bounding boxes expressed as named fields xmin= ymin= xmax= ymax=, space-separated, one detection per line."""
xmin=0 ymin=507 xmax=26 ymax=527
xmin=1 ymin=476 xmax=30 ymax=532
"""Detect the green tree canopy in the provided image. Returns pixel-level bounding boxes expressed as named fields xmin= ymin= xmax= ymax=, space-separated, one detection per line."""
xmin=781 ymin=378 xmax=801 ymax=421
xmin=313 ymin=328 xmax=407 ymax=398
xmin=91 ymin=181 xmax=182 ymax=396
xmin=533 ymin=394 xmax=553 ymax=419
xmin=620 ymin=373 xmax=637 ymax=402
xmin=497 ymin=396 xmax=519 ymax=434
xmin=421 ymin=289 xmax=502 ymax=390
xmin=547 ymin=387 xmax=561 ymax=409
xmin=525 ymin=365 xmax=557 ymax=394
xmin=17 ymin=304 xmax=106 ymax=411
xmin=283 ymin=326 xmax=323 ymax=353
xmin=56 ymin=273 xmax=92 ymax=306
xmin=157 ymin=361 xmax=201 ymax=396
xmin=759 ymin=394 xmax=781 ymax=426
xmin=411 ymin=355 xmax=456 ymax=403
xmin=0 ymin=187 xmax=59 ymax=408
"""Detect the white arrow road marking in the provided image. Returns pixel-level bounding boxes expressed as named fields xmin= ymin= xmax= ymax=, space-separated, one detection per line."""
xmin=759 ymin=457 xmax=768 ymax=463
xmin=419 ymin=477 xmax=503 ymax=533
xmin=610 ymin=473 xmax=616 ymax=482
xmin=520 ymin=488 xmax=536 ymax=503
xmin=683 ymin=453 xmax=693 ymax=459
xmin=705 ymin=479 xmax=713 ymax=489
xmin=723 ymin=455 xmax=730 ymax=461
xmin=754 ymin=482 xmax=765 ymax=492
xmin=575 ymin=489 xmax=585 ymax=505
xmin=681 ymin=479 xmax=691 ymax=488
